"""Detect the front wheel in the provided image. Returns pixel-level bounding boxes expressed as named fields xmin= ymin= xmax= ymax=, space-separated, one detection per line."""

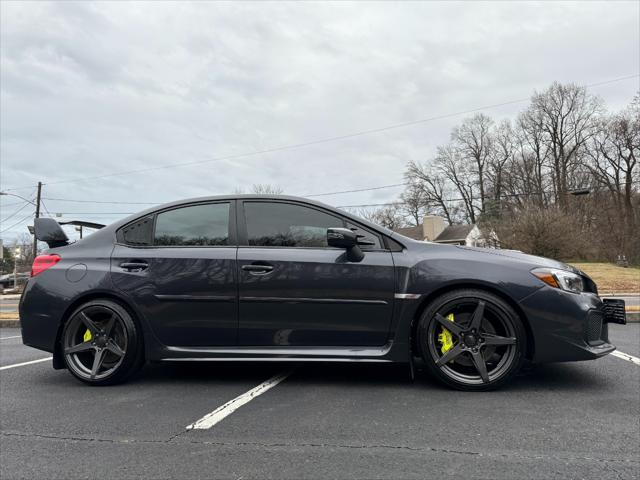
xmin=417 ymin=289 xmax=526 ymax=391
xmin=62 ymin=299 xmax=143 ymax=385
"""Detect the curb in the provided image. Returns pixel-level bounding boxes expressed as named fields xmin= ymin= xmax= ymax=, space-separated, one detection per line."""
xmin=0 ymin=319 xmax=21 ymax=328
xmin=601 ymin=293 xmax=640 ymax=298
xmin=626 ymin=313 xmax=640 ymax=323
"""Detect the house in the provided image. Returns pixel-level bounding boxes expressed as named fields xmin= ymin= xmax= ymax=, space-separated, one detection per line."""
xmin=395 ymin=216 xmax=494 ymax=247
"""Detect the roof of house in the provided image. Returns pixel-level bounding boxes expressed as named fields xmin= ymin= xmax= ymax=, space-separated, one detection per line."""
xmin=434 ymin=224 xmax=475 ymax=242
xmin=394 ymin=225 xmax=423 ymax=240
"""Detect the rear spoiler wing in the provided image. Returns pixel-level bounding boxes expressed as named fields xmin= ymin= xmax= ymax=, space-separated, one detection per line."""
xmin=59 ymin=220 xmax=106 ymax=230
xmin=34 ymin=218 xmax=105 ymax=248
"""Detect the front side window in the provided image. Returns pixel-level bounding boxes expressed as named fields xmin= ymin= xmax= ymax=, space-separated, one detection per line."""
xmin=154 ymin=203 xmax=230 ymax=246
xmin=346 ymin=222 xmax=382 ymax=249
xmin=244 ymin=202 xmax=343 ymax=247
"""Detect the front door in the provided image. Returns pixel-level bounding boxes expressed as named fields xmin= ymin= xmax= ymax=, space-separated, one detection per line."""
xmin=110 ymin=201 xmax=238 ymax=347
xmin=237 ymin=200 xmax=395 ymax=347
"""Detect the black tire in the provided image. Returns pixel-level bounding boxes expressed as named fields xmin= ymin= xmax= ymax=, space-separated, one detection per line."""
xmin=61 ymin=299 xmax=144 ymax=386
xmin=417 ymin=289 xmax=526 ymax=391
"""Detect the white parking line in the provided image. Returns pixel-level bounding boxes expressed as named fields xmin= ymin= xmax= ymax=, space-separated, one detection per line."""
xmin=0 ymin=335 xmax=22 ymax=340
xmin=186 ymin=370 xmax=292 ymax=430
xmin=0 ymin=357 xmax=52 ymax=371
xmin=611 ymin=350 xmax=640 ymax=366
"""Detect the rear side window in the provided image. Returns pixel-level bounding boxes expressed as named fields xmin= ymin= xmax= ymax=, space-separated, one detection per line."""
xmin=121 ymin=216 xmax=153 ymax=246
xmin=244 ymin=202 xmax=343 ymax=247
xmin=154 ymin=203 xmax=230 ymax=246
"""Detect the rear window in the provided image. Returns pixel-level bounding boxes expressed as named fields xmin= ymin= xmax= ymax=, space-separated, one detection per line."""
xmin=153 ymin=203 xmax=230 ymax=246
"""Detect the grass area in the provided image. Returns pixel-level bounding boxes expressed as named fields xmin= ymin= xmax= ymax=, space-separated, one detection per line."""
xmin=570 ymin=262 xmax=640 ymax=294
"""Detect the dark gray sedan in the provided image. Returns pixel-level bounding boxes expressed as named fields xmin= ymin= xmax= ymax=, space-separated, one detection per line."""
xmin=19 ymin=195 xmax=626 ymax=390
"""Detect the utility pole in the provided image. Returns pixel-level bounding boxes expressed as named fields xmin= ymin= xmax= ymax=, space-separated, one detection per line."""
xmin=13 ymin=247 xmax=20 ymax=290
xmin=33 ymin=182 xmax=42 ymax=259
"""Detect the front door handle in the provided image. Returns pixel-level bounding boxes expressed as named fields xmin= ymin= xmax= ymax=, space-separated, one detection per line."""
xmin=120 ymin=262 xmax=149 ymax=272
xmin=242 ymin=264 xmax=274 ymax=274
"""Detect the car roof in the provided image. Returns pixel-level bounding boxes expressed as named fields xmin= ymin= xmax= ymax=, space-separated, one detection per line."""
xmin=106 ymin=194 xmax=400 ymax=239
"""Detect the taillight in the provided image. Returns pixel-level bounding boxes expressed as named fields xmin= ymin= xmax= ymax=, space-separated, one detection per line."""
xmin=31 ymin=254 xmax=61 ymax=277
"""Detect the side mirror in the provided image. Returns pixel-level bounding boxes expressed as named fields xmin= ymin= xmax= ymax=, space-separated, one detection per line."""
xmin=327 ymin=228 xmax=358 ymax=249
xmin=327 ymin=228 xmax=365 ymax=262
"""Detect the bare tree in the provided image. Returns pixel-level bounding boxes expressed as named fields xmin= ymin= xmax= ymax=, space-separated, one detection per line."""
xmin=0 ymin=245 xmax=15 ymax=274
xmin=399 ymin=182 xmax=427 ymax=226
xmin=526 ymin=82 xmax=603 ymax=207
xmin=352 ymin=205 xmax=405 ymax=230
xmin=391 ymin=84 xmax=639 ymax=264
xmin=234 ymin=184 xmax=284 ymax=194
xmin=10 ymin=233 xmax=35 ymax=271
xmin=487 ymin=206 xmax=591 ymax=260
xmin=485 ymin=120 xmax=515 ymax=215
xmin=512 ymin=107 xmax=551 ymax=207
xmin=435 ymin=144 xmax=479 ymax=223
xmin=584 ymin=95 xmax=640 ymax=260
xmin=406 ymin=161 xmax=454 ymax=224
xmin=588 ymin=95 xmax=639 ymax=225
xmin=251 ymin=184 xmax=284 ymax=194
xmin=450 ymin=113 xmax=494 ymax=212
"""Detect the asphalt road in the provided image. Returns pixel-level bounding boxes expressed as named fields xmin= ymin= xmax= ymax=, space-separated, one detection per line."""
xmin=1 ymin=325 xmax=639 ymax=480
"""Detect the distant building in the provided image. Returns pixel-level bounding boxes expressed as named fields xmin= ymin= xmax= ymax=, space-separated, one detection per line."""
xmin=394 ymin=215 xmax=495 ymax=247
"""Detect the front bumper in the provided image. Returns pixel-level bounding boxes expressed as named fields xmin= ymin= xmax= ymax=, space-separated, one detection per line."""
xmin=518 ymin=288 xmax=623 ymax=363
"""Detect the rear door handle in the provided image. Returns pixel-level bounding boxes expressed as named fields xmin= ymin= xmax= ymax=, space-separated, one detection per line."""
xmin=242 ymin=264 xmax=274 ymax=274
xmin=120 ymin=262 xmax=149 ymax=272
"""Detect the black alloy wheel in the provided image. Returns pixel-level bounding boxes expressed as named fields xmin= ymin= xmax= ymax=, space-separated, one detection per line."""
xmin=418 ymin=289 xmax=526 ymax=391
xmin=62 ymin=300 xmax=143 ymax=385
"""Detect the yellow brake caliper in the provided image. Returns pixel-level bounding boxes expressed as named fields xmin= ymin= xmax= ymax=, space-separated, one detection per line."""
xmin=437 ymin=313 xmax=455 ymax=354
xmin=83 ymin=329 xmax=92 ymax=343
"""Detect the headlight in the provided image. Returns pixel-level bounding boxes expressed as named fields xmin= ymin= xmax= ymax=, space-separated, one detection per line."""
xmin=531 ymin=268 xmax=585 ymax=294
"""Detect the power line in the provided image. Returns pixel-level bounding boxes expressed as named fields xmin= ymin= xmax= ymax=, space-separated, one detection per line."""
xmin=41 ymin=197 xmax=159 ymax=205
xmin=40 ymin=199 xmax=53 ymax=217
xmin=31 ymin=179 xmax=640 ymax=214
xmin=0 ymin=211 xmax=35 ymax=234
xmin=0 ymin=201 xmax=28 ymax=208
xmin=3 ymin=74 xmax=637 ymax=193
xmin=37 ymin=181 xmax=410 ymax=205
xmin=338 ymin=182 xmax=640 ymax=209
xmin=0 ymin=200 xmax=32 ymax=224
xmin=338 ymin=203 xmax=397 ymax=209
xmin=43 ymin=212 xmax=135 ymax=215
xmin=305 ymin=182 xmax=409 ymax=197
xmin=32 ymin=173 xmax=640 ymax=207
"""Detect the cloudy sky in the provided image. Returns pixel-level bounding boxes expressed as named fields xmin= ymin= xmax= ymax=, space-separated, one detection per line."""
xmin=1 ymin=1 xmax=638 ymax=241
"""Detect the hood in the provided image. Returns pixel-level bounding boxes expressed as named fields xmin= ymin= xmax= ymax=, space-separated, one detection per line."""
xmin=455 ymin=246 xmax=583 ymax=275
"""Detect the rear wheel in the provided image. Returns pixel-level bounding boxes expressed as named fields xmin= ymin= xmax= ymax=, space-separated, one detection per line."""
xmin=62 ymin=300 xmax=143 ymax=385
xmin=417 ymin=289 xmax=526 ymax=391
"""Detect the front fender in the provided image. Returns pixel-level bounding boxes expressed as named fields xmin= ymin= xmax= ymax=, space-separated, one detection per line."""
xmin=394 ymin=251 xmax=544 ymax=302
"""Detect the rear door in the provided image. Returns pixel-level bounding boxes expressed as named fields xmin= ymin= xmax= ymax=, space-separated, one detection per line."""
xmin=110 ymin=201 xmax=238 ymax=347
xmin=237 ymin=200 xmax=395 ymax=347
